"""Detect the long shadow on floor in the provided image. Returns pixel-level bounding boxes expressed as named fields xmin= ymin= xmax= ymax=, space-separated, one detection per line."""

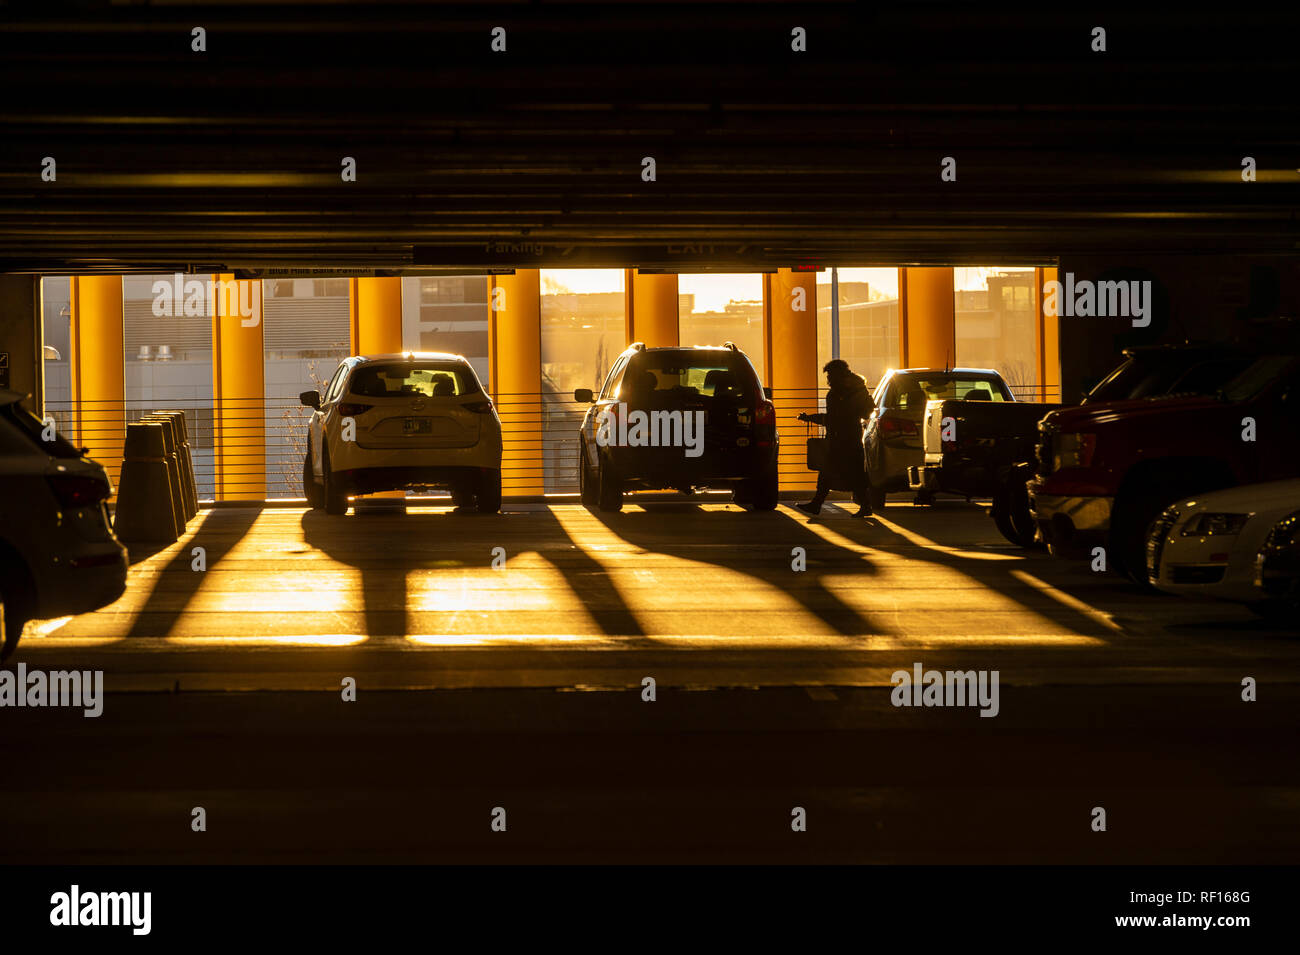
xmin=300 ymin=500 xmax=649 ymax=643
xmin=584 ymin=499 xmax=883 ymax=638
xmin=124 ymin=506 xmax=263 ymax=638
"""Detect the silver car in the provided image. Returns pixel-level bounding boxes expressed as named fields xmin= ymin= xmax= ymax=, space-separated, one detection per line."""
xmin=864 ymin=368 xmax=1013 ymax=509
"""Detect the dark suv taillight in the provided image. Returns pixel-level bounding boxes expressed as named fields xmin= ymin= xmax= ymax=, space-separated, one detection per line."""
xmin=464 ymin=399 xmax=494 ymax=414
xmin=47 ymin=474 xmax=110 ymax=507
xmin=337 ymin=402 xmax=373 ymax=417
xmin=755 ymin=400 xmax=776 ymax=446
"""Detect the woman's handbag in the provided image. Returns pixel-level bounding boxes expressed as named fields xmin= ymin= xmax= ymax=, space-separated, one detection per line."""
xmin=805 ymin=416 xmax=827 ymax=471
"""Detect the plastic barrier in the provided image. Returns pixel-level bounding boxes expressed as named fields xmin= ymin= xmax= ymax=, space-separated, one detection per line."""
xmin=139 ymin=414 xmax=186 ymax=537
xmin=113 ymin=422 xmax=181 ymax=543
xmin=151 ymin=410 xmax=198 ymax=519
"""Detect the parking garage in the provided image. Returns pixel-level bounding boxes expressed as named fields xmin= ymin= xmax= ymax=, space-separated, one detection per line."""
xmin=1 ymin=4 xmax=1299 ymax=873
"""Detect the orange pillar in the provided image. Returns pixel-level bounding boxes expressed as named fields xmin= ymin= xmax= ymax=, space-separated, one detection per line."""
xmin=624 ymin=269 xmax=679 ymax=346
xmin=211 ymin=274 xmax=265 ymax=501
xmin=69 ymin=276 xmax=126 ymax=489
xmin=349 ymin=276 xmax=406 ymax=498
xmin=488 ymin=270 xmax=543 ymax=495
xmin=764 ymin=268 xmax=819 ymax=495
xmin=900 ymin=267 xmax=956 ymax=369
xmin=349 ymin=276 xmax=403 ymax=354
xmin=1037 ymin=267 xmax=1062 ymax=402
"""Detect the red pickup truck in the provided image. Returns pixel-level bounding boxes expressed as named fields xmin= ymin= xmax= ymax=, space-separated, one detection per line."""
xmin=1029 ymin=353 xmax=1300 ymax=582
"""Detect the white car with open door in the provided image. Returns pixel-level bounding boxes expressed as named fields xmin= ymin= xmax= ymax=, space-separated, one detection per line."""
xmin=300 ymin=353 xmax=503 ymax=514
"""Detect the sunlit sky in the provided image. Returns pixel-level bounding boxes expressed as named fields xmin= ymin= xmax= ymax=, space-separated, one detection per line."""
xmin=542 ymin=266 xmax=1034 ymax=312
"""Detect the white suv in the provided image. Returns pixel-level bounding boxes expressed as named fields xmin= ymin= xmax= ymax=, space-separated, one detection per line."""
xmin=300 ymin=353 xmax=503 ymax=514
xmin=0 ymin=390 xmax=128 ymax=659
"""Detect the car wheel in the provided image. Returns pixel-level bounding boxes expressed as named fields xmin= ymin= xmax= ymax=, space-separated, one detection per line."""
xmin=579 ymin=442 xmax=599 ymax=509
xmin=596 ymin=453 xmax=623 ymax=513
xmin=322 ymin=448 xmax=348 ymax=515
xmin=1111 ymin=476 xmax=1226 ymax=585
xmin=303 ymin=445 xmax=325 ymax=509
xmin=0 ymin=552 xmax=33 ymax=661
xmin=992 ymin=468 xmax=1038 ymax=548
xmin=477 ymin=469 xmax=502 ymax=514
xmin=747 ymin=459 xmax=779 ymax=511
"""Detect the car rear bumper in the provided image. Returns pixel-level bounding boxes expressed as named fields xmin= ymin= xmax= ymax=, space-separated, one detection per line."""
xmin=331 ymin=437 xmax=501 ymax=474
xmin=35 ymin=544 xmax=128 ymax=618
xmin=607 ymin=444 xmax=776 ymax=488
xmin=908 ymin=464 xmax=939 ymax=491
xmin=339 ymin=465 xmax=496 ymax=494
xmin=1030 ymin=492 xmax=1113 ymax=553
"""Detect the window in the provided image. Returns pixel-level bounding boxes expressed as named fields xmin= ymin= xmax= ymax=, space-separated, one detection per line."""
xmin=679 ymin=274 xmax=764 ymax=380
xmin=817 ymin=268 xmax=899 ymax=391
xmin=907 ymin=373 xmax=1012 ymax=403
xmin=628 ymin=350 xmax=757 ymax=402
xmin=540 ymin=269 xmax=626 ymax=492
xmin=324 ymin=362 xmax=349 ymax=403
xmin=403 ymin=275 xmax=490 ymax=386
xmin=346 ymin=362 xmax=480 ymax=398
xmin=600 ymin=355 xmax=630 ymax=400
xmin=954 ymin=267 xmax=1038 ymax=399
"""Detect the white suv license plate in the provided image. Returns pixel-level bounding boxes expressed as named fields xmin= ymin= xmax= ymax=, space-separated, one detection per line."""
xmin=403 ymin=417 xmax=432 ymax=435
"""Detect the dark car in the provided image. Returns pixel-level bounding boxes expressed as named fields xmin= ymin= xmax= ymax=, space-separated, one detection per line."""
xmin=1031 ymin=353 xmax=1300 ymax=582
xmin=574 ymin=342 xmax=778 ymax=513
xmin=0 ymin=391 xmax=127 ymax=659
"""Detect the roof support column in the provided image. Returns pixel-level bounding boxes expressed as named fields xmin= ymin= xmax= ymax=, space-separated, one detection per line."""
xmin=764 ymin=268 xmax=819 ymax=495
xmin=211 ymin=275 xmax=264 ymax=501
xmin=1036 ymin=267 xmax=1062 ymax=401
xmin=624 ymin=269 xmax=679 ymax=347
xmin=900 ymin=267 xmax=956 ymax=369
xmin=488 ymin=270 xmax=543 ymax=495
xmin=69 ymin=276 xmax=125 ymax=488
xmin=349 ymin=277 xmax=403 ymax=355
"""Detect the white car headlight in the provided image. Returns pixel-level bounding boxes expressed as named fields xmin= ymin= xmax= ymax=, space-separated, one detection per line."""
xmin=1180 ymin=512 xmax=1250 ymax=537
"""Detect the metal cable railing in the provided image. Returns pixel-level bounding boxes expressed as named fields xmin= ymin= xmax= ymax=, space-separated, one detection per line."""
xmin=52 ymin=384 xmax=1072 ymax=501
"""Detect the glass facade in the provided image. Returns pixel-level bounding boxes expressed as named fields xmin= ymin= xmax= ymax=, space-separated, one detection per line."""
xmin=954 ymin=267 xmax=1039 ymax=398
xmin=32 ymin=265 xmax=1050 ymax=499
xmin=816 ymin=267 xmax=900 ymax=391
xmin=539 ymin=269 xmax=626 ymax=491
xmin=264 ymin=278 xmax=351 ymax=498
xmin=678 ymin=273 xmax=764 ymax=380
xmin=401 ymin=275 xmax=490 ymax=387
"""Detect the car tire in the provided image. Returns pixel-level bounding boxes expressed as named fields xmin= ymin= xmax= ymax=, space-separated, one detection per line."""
xmin=1111 ymin=476 xmax=1227 ymax=585
xmin=596 ymin=453 xmax=623 ymax=513
xmin=477 ymin=469 xmax=502 ymax=514
xmin=747 ymin=459 xmax=779 ymax=511
xmin=322 ymin=448 xmax=348 ymax=515
xmin=0 ymin=551 xmax=33 ymax=662
xmin=579 ymin=442 xmax=599 ymax=509
xmin=992 ymin=468 xmax=1038 ymax=547
xmin=303 ymin=446 xmax=325 ymax=509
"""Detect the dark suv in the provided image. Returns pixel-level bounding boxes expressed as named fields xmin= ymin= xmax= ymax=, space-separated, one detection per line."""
xmin=574 ymin=343 xmax=778 ymax=512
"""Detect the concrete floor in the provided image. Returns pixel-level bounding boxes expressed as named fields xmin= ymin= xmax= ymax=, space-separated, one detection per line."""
xmin=7 ymin=500 xmax=1298 ymax=863
xmin=19 ymin=500 xmax=1300 ymax=689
